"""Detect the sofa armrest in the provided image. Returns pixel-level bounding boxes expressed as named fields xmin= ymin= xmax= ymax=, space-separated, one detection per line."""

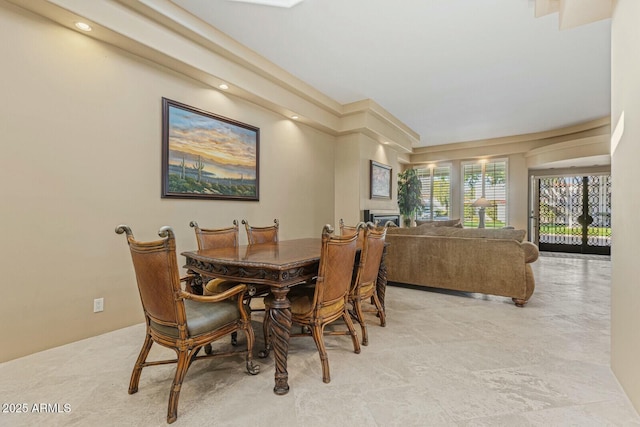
xmin=522 ymin=241 xmax=539 ymax=263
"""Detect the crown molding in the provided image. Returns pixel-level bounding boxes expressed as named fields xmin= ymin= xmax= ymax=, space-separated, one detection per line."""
xmin=409 ymin=117 xmax=610 ymax=164
xmin=412 ymin=117 xmax=610 ymax=154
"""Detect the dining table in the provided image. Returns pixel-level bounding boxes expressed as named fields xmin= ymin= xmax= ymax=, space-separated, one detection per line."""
xmin=181 ymin=237 xmax=389 ymax=395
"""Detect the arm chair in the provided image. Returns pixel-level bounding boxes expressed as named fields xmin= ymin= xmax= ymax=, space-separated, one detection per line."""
xmin=349 ymin=221 xmax=389 ymax=346
xmin=239 ymin=218 xmax=279 ymax=305
xmin=190 ymin=220 xmax=242 ymax=296
xmin=339 ymin=218 xmax=366 ymax=238
xmin=242 ymin=218 xmax=279 ymax=244
xmin=263 ymin=223 xmax=363 ymax=383
xmin=190 ymin=220 xmax=247 ymax=347
xmin=115 ymin=225 xmax=259 ymax=424
xmin=191 ymin=220 xmax=240 ymax=251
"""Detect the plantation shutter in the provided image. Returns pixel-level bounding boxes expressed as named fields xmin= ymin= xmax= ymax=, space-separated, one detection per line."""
xmin=416 ymin=165 xmax=451 ymax=221
xmin=462 ymin=160 xmax=508 ymax=228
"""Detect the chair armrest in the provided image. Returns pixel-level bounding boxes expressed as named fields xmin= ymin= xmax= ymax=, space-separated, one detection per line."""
xmin=522 ymin=241 xmax=539 ymax=263
xmin=178 ymin=284 xmax=247 ymax=303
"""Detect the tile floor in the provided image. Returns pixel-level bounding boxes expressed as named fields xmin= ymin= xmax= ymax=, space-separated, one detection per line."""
xmin=1 ymin=255 xmax=638 ymax=426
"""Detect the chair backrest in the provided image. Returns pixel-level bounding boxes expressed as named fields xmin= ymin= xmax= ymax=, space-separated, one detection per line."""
xmin=242 ymin=219 xmax=279 ymax=244
xmin=339 ymin=218 xmax=359 ymax=237
xmin=116 ymin=225 xmax=186 ymax=330
xmin=353 ymin=222 xmax=389 ymax=293
xmin=190 ymin=220 xmax=239 ymax=250
xmin=314 ymin=223 xmax=362 ymax=308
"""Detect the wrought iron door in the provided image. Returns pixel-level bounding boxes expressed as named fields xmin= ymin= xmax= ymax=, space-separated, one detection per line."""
xmin=536 ymin=175 xmax=611 ymax=255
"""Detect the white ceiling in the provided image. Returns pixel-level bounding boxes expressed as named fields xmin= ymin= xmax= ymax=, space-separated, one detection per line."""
xmin=171 ymin=0 xmax=611 ymax=147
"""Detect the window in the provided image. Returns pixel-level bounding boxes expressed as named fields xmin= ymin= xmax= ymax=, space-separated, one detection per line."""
xmin=416 ymin=165 xmax=451 ymax=220
xmin=462 ymin=159 xmax=508 ymax=228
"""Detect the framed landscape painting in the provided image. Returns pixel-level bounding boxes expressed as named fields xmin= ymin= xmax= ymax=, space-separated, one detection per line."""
xmin=161 ymin=98 xmax=259 ymax=200
xmin=370 ymin=160 xmax=392 ymax=199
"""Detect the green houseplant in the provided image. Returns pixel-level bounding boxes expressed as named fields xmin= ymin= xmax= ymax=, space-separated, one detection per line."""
xmin=397 ymin=168 xmax=423 ymax=227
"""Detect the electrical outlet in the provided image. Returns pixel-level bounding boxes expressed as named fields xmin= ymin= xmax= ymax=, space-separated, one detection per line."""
xmin=93 ymin=298 xmax=104 ymax=313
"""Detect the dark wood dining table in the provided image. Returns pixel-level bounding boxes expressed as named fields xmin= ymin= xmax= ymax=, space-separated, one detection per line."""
xmin=181 ymin=238 xmax=388 ymax=395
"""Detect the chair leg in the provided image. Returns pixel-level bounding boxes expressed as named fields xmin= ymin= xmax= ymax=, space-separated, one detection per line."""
xmin=166 ymin=348 xmax=192 ymax=424
xmin=259 ymin=308 xmax=271 ymax=358
xmin=310 ymin=324 xmax=331 ymax=383
xmin=129 ymin=333 xmax=153 ymax=394
xmin=242 ymin=322 xmax=260 ymax=375
xmin=343 ymin=310 xmax=361 ymax=355
xmin=352 ymin=297 xmax=368 ymax=346
xmin=372 ymin=293 xmax=386 ymax=327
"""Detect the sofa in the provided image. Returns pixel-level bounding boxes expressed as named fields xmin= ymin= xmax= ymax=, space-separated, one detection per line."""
xmin=385 ymin=222 xmax=539 ymax=306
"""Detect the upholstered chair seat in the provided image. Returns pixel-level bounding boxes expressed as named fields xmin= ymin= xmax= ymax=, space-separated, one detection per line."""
xmin=149 ymin=299 xmax=241 ymax=338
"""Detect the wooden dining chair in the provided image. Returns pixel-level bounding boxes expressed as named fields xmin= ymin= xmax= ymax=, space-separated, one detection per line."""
xmin=190 ymin=220 xmax=248 ymax=347
xmin=191 ymin=220 xmax=240 ymax=251
xmin=348 ymin=222 xmax=389 ymax=346
xmin=189 ymin=220 xmax=242 ymax=295
xmin=263 ymin=223 xmax=363 ymax=383
xmin=115 ymin=225 xmax=259 ymax=424
xmin=339 ymin=218 xmax=365 ymax=238
xmin=240 ymin=218 xmax=279 ymax=307
xmin=242 ymin=218 xmax=279 ymax=244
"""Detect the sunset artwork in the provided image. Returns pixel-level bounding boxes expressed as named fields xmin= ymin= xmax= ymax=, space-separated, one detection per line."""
xmin=161 ymin=98 xmax=259 ymax=200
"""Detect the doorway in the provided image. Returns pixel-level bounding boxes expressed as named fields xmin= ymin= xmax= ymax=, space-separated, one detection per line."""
xmin=532 ymin=174 xmax=611 ymax=255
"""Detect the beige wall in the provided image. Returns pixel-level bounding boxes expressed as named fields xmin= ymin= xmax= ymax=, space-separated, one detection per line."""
xmin=334 ymin=134 xmax=361 ymax=225
xmin=334 ymin=133 xmax=402 ymax=226
xmin=0 ymin=5 xmax=336 ymax=361
xmin=359 ymin=136 xmax=400 ymax=214
xmin=611 ymin=0 xmax=640 ymax=412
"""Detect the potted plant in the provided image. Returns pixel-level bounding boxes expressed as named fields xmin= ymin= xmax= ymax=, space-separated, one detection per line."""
xmin=397 ymin=168 xmax=422 ymax=227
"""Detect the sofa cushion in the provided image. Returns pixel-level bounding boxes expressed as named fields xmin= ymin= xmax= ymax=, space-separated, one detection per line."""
xmin=447 ymin=228 xmax=526 ymax=241
xmin=387 ymin=222 xmax=463 ymax=236
xmin=387 ymin=226 xmax=431 ymax=236
xmin=415 ymin=218 xmax=462 ymax=228
xmin=387 ymin=224 xmax=526 ymax=242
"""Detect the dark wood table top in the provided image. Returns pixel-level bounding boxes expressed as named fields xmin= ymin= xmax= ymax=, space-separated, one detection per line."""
xmin=182 ymin=238 xmax=322 ymax=269
xmin=181 ymin=238 xmax=324 ymax=287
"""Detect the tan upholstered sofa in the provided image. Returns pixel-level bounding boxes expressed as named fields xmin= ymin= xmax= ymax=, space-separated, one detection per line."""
xmin=385 ymin=223 xmax=539 ymax=306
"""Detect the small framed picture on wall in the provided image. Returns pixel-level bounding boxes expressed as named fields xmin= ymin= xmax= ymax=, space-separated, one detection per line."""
xmin=370 ymin=160 xmax=392 ymax=199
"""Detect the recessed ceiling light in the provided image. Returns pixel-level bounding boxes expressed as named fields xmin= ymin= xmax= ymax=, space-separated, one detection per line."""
xmin=74 ymin=22 xmax=92 ymax=32
xmin=227 ymin=0 xmax=303 ymax=8
xmin=218 ymin=84 xmax=229 ymax=90
xmin=291 ymin=115 xmax=299 ymax=120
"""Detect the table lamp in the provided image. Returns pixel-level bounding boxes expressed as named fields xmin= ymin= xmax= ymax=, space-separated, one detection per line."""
xmin=471 ymin=197 xmax=492 ymax=228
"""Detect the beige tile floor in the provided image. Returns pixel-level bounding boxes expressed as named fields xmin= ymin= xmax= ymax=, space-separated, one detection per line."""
xmin=1 ymin=254 xmax=639 ymax=426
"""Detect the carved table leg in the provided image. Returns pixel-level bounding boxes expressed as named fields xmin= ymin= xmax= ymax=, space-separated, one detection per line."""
xmin=266 ymin=287 xmax=292 ymax=395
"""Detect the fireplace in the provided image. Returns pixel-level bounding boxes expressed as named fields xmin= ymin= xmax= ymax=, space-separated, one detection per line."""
xmin=363 ymin=210 xmax=400 ymax=227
